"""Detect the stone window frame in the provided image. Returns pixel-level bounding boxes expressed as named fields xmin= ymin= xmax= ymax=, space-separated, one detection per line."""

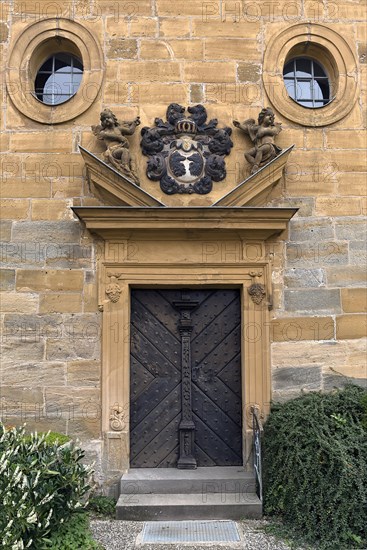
xmin=263 ymin=23 xmax=359 ymax=127
xmin=6 ymin=18 xmax=104 ymax=124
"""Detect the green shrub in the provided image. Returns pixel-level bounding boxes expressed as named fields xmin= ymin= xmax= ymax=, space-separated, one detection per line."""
xmin=263 ymin=385 xmax=367 ymax=550
xmin=43 ymin=512 xmax=103 ymax=549
xmin=0 ymin=423 xmax=93 ymax=549
xmin=41 ymin=432 xmax=72 ymax=446
xmin=87 ymin=495 xmax=116 ymax=518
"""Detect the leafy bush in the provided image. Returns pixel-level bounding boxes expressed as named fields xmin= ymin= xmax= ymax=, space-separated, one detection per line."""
xmin=44 ymin=512 xmax=103 ymax=549
xmin=0 ymin=423 xmax=93 ymax=549
xmin=41 ymin=432 xmax=72 ymax=446
xmin=87 ymin=495 xmax=116 ymax=518
xmin=263 ymin=385 xmax=367 ymax=550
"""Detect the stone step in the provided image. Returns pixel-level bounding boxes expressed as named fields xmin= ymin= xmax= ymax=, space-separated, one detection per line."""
xmin=120 ymin=467 xmax=256 ymax=495
xmin=116 ymin=492 xmax=262 ymax=521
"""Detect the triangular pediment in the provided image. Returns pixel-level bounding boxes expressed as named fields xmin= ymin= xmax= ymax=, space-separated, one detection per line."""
xmin=79 ymin=146 xmax=166 ymax=207
xmin=212 ymin=146 xmax=294 ymax=207
xmin=80 ymin=145 xmax=293 ymax=209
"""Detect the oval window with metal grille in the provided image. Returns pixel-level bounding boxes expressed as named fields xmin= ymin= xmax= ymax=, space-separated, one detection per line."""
xmin=283 ymin=57 xmax=331 ymax=108
xmin=35 ymin=53 xmax=83 ymax=105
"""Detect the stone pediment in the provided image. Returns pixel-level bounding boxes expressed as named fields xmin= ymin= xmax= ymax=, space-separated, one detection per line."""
xmin=79 ymin=145 xmax=293 ymax=209
xmin=79 ymin=146 xmax=165 ymax=207
xmin=212 ymin=146 xmax=294 ymax=207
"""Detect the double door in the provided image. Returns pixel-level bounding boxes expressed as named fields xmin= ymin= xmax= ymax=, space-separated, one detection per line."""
xmin=130 ymin=289 xmax=242 ymax=468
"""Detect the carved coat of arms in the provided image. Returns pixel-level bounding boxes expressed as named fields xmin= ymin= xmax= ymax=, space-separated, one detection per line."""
xmin=140 ymin=104 xmax=233 ymax=195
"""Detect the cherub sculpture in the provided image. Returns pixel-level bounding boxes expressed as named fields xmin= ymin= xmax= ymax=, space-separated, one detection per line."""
xmin=233 ymin=107 xmax=282 ymax=175
xmin=92 ymin=109 xmax=141 ymax=184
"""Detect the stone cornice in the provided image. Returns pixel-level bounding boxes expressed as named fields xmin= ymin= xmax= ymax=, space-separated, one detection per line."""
xmin=72 ymin=206 xmax=298 ymax=240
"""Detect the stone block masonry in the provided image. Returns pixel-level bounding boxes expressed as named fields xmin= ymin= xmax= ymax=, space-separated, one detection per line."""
xmin=1 ymin=0 xmax=366 ymax=488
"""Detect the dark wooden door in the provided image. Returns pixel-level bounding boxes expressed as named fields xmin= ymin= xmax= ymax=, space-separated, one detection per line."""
xmin=130 ymin=289 xmax=242 ymax=468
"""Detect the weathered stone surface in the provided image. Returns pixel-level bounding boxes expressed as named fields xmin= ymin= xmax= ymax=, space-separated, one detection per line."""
xmin=0 ymin=387 xmax=44 ymax=419
xmin=67 ymin=360 xmax=101 ymax=387
xmin=336 ymin=314 xmax=367 ymax=339
xmin=349 ymin=241 xmax=367 ymax=264
xmin=286 ymin=241 xmax=348 ymax=266
xmin=190 ymin=84 xmax=204 ymax=103
xmin=237 ymin=63 xmax=261 ymax=82
xmin=9 ymin=132 xmax=72 ymax=153
xmin=46 ymin=337 xmax=101 ymax=362
xmin=284 ymin=268 xmax=326 ymax=288
xmin=2 ymin=362 xmax=66 ymax=386
xmin=108 ymin=39 xmax=138 ymax=59
xmin=12 ymin=221 xmax=82 ymax=244
xmin=289 ymin=218 xmax=334 ymax=242
xmin=271 ymin=317 xmax=334 ymax=342
xmin=159 ymin=18 xmax=190 ymax=37
xmin=0 ymin=199 xmax=30 ymax=220
xmin=323 ymin=373 xmax=367 ymax=391
xmin=184 ymin=62 xmax=236 ymax=83
xmin=5 ymin=418 xmax=68 ymax=435
xmin=0 ymin=293 xmax=39 ymax=313
xmin=1 ymin=340 xmax=45 ymax=365
xmin=341 ymin=288 xmax=367 ymax=313
xmin=44 ymin=388 xmax=100 ymax=419
xmin=16 ymin=270 xmax=84 ymax=292
xmin=0 ymin=221 xmax=12 ymax=241
xmin=315 ymin=197 xmax=362 ymax=216
xmin=272 ymin=340 xmax=366 ymax=371
xmin=284 ymin=289 xmax=341 ymax=313
xmin=334 ymin=219 xmax=367 ymax=241
xmin=68 ymin=418 xmax=101 ymax=440
xmin=31 ymin=199 xmax=73 ymax=221
xmin=40 ymin=294 xmax=82 ymax=313
xmin=272 ymin=365 xmax=322 ymax=392
xmin=0 ymin=242 xmax=91 ymax=270
xmin=273 ymin=198 xmax=314 ymax=217
xmin=0 ymin=22 xmax=8 ymax=41
xmin=204 ymin=39 xmax=258 ymax=61
xmin=326 ymin=266 xmax=367 ymax=287
xmin=0 ymin=269 xmax=15 ymax=291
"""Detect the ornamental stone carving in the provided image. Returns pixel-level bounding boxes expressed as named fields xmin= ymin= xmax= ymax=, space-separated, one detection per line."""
xmin=105 ymin=275 xmax=122 ymax=303
xmin=109 ymin=404 xmax=125 ymax=431
xmin=248 ymin=283 xmax=266 ymax=305
xmin=141 ymin=103 xmax=233 ymax=195
xmin=233 ymin=107 xmax=282 ymax=174
xmin=92 ymin=109 xmax=141 ymax=184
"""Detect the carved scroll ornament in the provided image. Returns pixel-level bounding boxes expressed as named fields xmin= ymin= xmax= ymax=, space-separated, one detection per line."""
xmin=109 ymin=404 xmax=125 ymax=431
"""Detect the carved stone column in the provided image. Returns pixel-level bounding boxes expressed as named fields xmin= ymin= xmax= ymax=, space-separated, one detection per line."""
xmin=173 ymin=292 xmax=199 ymax=470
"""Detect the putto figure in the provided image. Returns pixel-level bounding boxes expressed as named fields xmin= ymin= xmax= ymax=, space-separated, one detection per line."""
xmin=92 ymin=109 xmax=140 ymax=184
xmin=233 ymin=107 xmax=282 ymax=175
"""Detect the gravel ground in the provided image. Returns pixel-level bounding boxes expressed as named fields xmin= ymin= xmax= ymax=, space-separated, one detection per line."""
xmin=90 ymin=518 xmax=305 ymax=550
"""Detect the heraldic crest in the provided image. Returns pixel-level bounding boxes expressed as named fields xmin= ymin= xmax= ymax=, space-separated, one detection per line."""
xmin=140 ymin=103 xmax=233 ymax=195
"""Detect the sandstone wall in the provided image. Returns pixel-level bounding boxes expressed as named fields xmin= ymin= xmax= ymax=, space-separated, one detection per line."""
xmin=1 ymin=0 xmax=366 ymax=482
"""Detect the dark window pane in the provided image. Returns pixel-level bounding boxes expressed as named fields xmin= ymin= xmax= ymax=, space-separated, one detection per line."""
xmin=315 ymin=78 xmax=330 ymax=100
xmin=283 ymin=61 xmax=295 ymax=78
xmin=295 ymin=58 xmax=311 ymax=77
xmin=313 ymin=61 xmax=327 ymax=77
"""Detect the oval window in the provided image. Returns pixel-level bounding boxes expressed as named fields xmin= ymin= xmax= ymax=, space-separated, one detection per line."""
xmin=35 ymin=53 xmax=83 ymax=105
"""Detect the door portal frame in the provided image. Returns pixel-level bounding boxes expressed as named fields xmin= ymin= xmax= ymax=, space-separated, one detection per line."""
xmin=72 ymin=206 xmax=297 ymax=487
